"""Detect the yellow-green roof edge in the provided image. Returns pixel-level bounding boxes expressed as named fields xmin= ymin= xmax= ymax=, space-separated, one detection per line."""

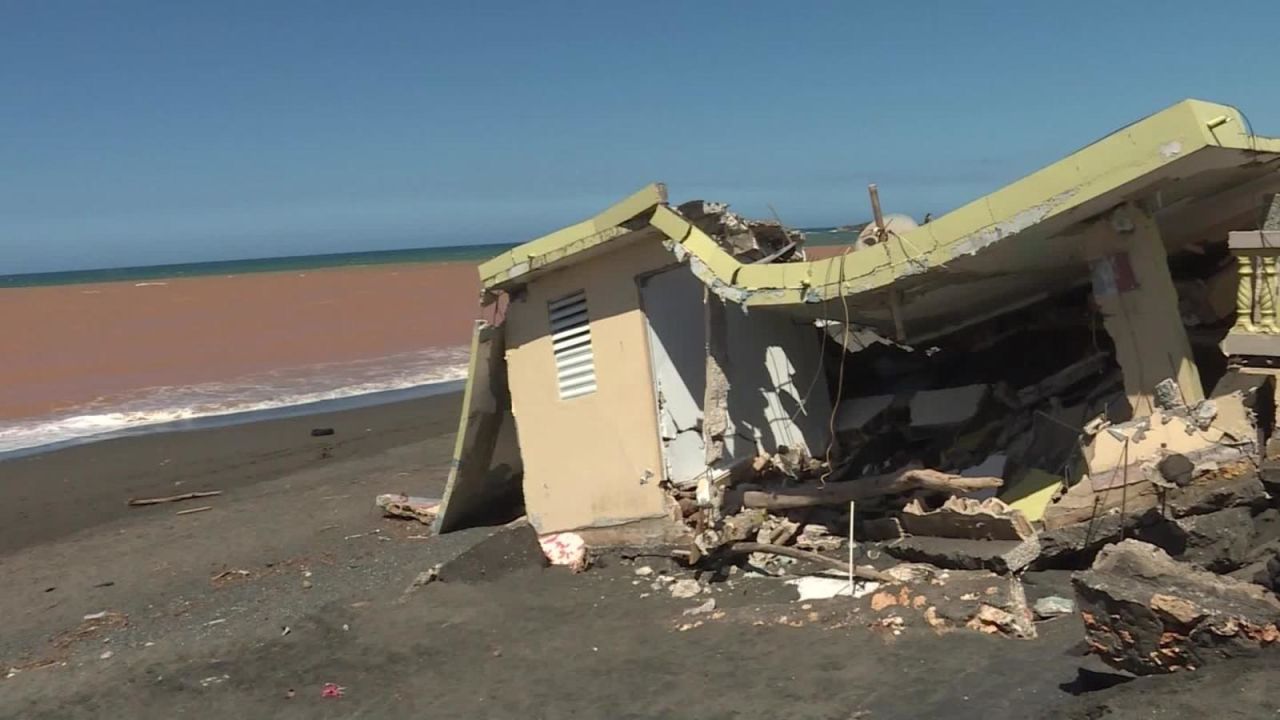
xmin=479 ymin=99 xmax=1280 ymax=308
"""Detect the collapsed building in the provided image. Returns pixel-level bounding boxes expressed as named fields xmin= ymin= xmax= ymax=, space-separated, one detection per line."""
xmin=430 ymin=98 xmax=1280 ymax=654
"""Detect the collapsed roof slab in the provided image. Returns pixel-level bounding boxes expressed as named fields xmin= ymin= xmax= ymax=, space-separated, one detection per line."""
xmin=480 ymin=99 xmax=1280 ymax=343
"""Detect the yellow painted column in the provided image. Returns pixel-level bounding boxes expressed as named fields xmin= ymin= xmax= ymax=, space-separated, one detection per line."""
xmin=1233 ymin=254 xmax=1259 ymax=333
xmin=1259 ymin=255 xmax=1280 ymax=333
xmin=1085 ymin=204 xmax=1204 ymax=417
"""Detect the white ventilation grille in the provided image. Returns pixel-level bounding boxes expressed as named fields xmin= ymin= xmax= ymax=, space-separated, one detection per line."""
xmin=549 ymin=290 xmax=597 ymax=399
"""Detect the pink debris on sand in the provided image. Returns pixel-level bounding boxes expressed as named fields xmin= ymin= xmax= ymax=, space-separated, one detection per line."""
xmin=538 ymin=532 xmax=588 ymax=571
xmin=321 ymin=683 xmax=344 ymax=698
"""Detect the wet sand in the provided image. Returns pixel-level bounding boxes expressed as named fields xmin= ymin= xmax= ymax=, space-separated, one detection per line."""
xmin=0 ymin=262 xmax=482 ymax=421
xmin=0 ymin=392 xmax=463 ymax=555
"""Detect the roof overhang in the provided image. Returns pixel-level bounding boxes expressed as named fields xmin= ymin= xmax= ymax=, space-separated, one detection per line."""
xmin=480 ymin=99 xmax=1280 ymax=341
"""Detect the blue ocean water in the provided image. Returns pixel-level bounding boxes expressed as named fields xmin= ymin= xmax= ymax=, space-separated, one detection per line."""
xmin=0 ymin=243 xmax=516 ymax=289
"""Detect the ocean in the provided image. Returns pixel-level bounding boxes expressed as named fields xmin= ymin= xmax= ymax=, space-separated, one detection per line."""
xmin=0 ymin=245 xmax=513 ymax=457
xmin=1 ymin=233 xmax=854 ymax=458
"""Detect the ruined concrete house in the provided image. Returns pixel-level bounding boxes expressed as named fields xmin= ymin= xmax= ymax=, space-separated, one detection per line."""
xmin=434 ymin=98 xmax=1280 ymax=546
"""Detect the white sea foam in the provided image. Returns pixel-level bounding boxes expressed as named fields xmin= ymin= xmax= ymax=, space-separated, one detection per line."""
xmin=0 ymin=347 xmax=473 ymax=456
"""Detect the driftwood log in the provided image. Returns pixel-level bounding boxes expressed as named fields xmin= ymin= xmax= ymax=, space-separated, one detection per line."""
xmin=127 ymin=490 xmax=222 ymax=507
xmin=721 ymin=542 xmax=892 ymax=583
xmin=733 ymin=468 xmax=1002 ymax=512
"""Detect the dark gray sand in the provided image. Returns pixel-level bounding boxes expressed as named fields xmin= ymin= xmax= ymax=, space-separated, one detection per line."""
xmin=3 ymin=393 xmax=1280 ymax=719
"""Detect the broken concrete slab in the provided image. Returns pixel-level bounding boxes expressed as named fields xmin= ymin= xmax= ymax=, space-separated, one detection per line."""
xmin=859 ymin=516 xmax=903 ymax=542
xmin=1165 ymin=469 xmax=1268 ymax=518
xmin=1073 ymin=539 xmax=1280 ymax=675
xmin=1016 ymin=352 xmax=1110 ymax=407
xmin=1036 ymin=508 xmax=1163 ymax=569
xmin=909 ymin=385 xmax=989 ymax=428
xmin=835 ymin=394 xmax=896 ymax=434
xmin=437 ymin=524 xmax=549 ymax=583
xmin=900 ymin=496 xmax=1034 ymax=541
xmin=1042 ymin=466 xmax=1266 ymax=530
xmin=885 ymin=535 xmax=1040 ymax=574
xmin=1174 ymin=506 xmax=1256 ymax=573
xmin=1131 ymin=507 xmax=1255 ymax=573
xmin=1039 ymin=484 xmax=1265 ymax=570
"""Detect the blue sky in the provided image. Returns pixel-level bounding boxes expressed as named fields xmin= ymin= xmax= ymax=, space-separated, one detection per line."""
xmin=4 ymin=1 xmax=1280 ymax=274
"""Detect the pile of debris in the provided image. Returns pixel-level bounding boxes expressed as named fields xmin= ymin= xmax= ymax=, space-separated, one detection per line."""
xmin=657 ymin=278 xmax=1279 ymax=645
xmin=675 ymin=200 xmax=807 ymax=264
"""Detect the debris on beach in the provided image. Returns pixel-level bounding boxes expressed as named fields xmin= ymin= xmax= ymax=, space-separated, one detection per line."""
xmin=320 ymin=682 xmax=344 ymax=698
xmin=127 ymin=490 xmax=221 ymax=507
xmin=537 ymin=531 xmax=588 ymax=571
xmin=374 ymin=493 xmax=440 ymax=525
xmin=210 ymin=569 xmax=252 ymax=584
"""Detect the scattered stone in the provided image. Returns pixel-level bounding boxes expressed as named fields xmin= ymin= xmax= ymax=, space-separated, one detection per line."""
xmin=98 ymin=650 xmax=113 ymax=660
xmin=683 ymin=599 xmax=716 ymax=616
xmin=634 ymin=566 xmax=654 ymax=577
xmin=670 ymin=579 xmax=702 ymax=599
xmin=885 ymin=535 xmax=1040 ymax=574
xmin=1073 ymin=539 xmax=1280 ymax=675
xmin=1033 ymin=595 xmax=1075 ymax=619
xmin=794 ymin=524 xmax=843 ymax=552
xmin=859 ymin=565 xmax=1035 ymax=639
xmin=401 ymin=565 xmax=441 ymax=597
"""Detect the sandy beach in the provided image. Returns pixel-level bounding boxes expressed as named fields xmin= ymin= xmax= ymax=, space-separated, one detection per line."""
xmin=2 ymin=394 xmax=1279 ymax=719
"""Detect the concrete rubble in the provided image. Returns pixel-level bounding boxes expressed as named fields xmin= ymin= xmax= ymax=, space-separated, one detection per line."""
xmin=640 ymin=225 xmax=1280 ymax=646
xmin=1074 ymin=539 xmax=1280 ymax=674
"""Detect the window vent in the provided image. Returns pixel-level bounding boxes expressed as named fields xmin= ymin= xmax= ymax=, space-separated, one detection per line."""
xmin=549 ymin=290 xmax=597 ymax=399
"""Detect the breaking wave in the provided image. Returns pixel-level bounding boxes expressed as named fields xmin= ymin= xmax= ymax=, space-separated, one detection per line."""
xmin=0 ymin=347 xmax=472 ymax=457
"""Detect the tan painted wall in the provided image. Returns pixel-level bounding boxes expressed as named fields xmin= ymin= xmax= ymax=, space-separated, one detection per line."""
xmin=504 ymin=233 xmax=676 ymax=535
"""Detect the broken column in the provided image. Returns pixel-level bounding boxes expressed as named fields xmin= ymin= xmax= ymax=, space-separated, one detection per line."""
xmin=1073 ymin=539 xmax=1280 ymax=675
xmin=1084 ymin=203 xmax=1203 ymax=418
